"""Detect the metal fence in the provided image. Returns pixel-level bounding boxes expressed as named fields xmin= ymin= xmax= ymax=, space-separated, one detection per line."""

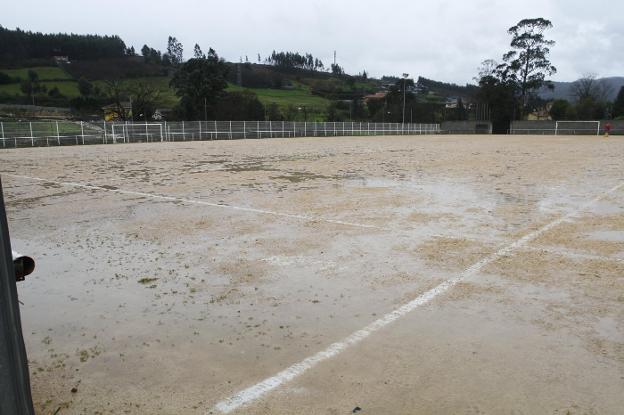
xmin=509 ymin=120 xmax=624 ymax=135
xmin=0 ymin=120 xmax=441 ymax=148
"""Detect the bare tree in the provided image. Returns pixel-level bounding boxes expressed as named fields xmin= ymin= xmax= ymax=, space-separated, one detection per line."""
xmin=105 ymin=80 xmax=130 ymax=121
xmin=475 ymin=59 xmax=499 ymax=82
xmin=130 ymin=82 xmax=161 ymax=121
xmin=571 ymin=73 xmax=612 ymax=102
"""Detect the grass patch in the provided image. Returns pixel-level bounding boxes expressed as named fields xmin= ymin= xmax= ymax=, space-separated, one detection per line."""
xmin=0 ymin=80 xmax=79 ymax=97
xmin=138 ymin=277 xmax=159 ymax=285
xmin=1 ymin=66 xmax=73 ymax=81
xmin=227 ymin=82 xmax=330 ymax=120
xmin=227 ymin=83 xmax=330 ymax=108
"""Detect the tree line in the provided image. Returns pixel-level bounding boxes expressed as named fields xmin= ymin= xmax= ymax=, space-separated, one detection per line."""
xmin=474 ymin=17 xmax=624 ymax=132
xmin=475 ymin=18 xmax=557 ymax=132
xmin=266 ymin=51 xmax=325 ymax=72
xmin=549 ymin=74 xmax=624 ymax=120
xmin=0 ymin=25 xmax=131 ymax=64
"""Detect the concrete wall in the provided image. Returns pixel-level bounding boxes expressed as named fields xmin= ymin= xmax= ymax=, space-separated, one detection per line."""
xmin=441 ymin=121 xmax=492 ymax=134
xmin=510 ymin=120 xmax=624 ymax=135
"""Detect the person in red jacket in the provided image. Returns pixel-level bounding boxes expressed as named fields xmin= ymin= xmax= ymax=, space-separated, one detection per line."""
xmin=604 ymin=122 xmax=612 ymax=138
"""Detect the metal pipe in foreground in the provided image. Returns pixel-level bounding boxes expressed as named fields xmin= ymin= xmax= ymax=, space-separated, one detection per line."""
xmin=12 ymin=251 xmax=34 ymax=281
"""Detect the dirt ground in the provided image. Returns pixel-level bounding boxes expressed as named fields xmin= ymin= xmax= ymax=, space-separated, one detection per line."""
xmin=1 ymin=134 xmax=623 ymax=415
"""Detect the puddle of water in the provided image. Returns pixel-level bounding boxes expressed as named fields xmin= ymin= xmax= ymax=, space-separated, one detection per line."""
xmin=596 ymin=316 xmax=624 ymax=342
xmin=587 ymin=230 xmax=624 ymax=243
xmin=352 ymin=177 xmax=498 ymax=214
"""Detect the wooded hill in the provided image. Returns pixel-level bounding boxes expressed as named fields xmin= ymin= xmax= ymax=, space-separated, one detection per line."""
xmin=0 ymin=26 xmax=477 ymax=121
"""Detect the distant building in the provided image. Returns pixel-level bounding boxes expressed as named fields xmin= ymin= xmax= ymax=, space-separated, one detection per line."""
xmin=363 ymin=92 xmax=387 ymax=103
xmin=527 ymin=102 xmax=553 ymax=121
xmin=445 ymin=97 xmax=459 ymax=109
xmin=53 ymin=56 xmax=70 ymax=64
xmin=102 ymin=102 xmax=132 ymax=121
xmin=153 ymin=108 xmax=172 ymax=120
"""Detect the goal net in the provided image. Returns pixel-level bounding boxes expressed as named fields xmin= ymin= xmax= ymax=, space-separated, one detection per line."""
xmin=110 ymin=123 xmax=163 ymax=143
xmin=555 ymin=121 xmax=600 ymax=136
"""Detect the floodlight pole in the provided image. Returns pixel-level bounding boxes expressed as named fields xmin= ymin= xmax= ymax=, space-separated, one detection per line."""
xmin=402 ymin=73 xmax=409 ymax=124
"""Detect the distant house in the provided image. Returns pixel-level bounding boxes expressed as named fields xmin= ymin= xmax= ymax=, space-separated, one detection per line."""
xmin=363 ymin=92 xmax=387 ymax=103
xmin=53 ymin=56 xmax=70 ymax=64
xmin=527 ymin=102 xmax=553 ymax=121
xmin=102 ymin=102 xmax=132 ymax=121
xmin=153 ymin=108 xmax=172 ymax=120
xmin=445 ymin=97 xmax=458 ymax=109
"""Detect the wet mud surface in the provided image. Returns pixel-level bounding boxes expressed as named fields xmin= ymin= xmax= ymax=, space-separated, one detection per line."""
xmin=1 ymin=134 xmax=623 ymax=414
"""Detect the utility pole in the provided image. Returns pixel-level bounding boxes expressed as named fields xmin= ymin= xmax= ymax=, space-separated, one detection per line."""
xmin=402 ymin=73 xmax=409 ymax=124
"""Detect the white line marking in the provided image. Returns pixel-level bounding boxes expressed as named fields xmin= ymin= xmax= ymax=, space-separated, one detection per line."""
xmin=212 ymin=181 xmax=624 ymax=414
xmin=5 ymin=174 xmax=489 ymax=243
xmin=4 ymin=174 xmax=388 ymax=231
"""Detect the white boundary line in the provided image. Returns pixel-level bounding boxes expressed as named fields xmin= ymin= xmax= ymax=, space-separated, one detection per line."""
xmin=4 ymin=174 xmax=388 ymax=231
xmin=212 ymin=181 xmax=623 ymax=413
xmin=5 ymin=173 xmax=623 ymax=412
xmin=4 ymin=173 xmax=488 ymax=243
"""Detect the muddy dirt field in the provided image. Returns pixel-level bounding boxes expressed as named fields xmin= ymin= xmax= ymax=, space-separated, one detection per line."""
xmin=1 ymin=134 xmax=623 ymax=414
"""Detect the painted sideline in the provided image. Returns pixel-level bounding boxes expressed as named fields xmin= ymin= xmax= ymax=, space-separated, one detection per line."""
xmin=212 ymin=181 xmax=623 ymax=413
xmin=5 ymin=173 xmax=478 ymax=242
xmin=5 ymin=174 xmax=388 ymax=231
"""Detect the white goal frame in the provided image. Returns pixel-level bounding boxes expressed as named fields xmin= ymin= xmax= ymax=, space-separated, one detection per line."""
xmin=111 ymin=123 xmax=163 ymax=143
xmin=555 ymin=121 xmax=600 ymax=136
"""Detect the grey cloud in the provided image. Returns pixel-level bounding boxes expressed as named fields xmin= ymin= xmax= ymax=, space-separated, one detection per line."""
xmin=3 ymin=0 xmax=623 ymax=83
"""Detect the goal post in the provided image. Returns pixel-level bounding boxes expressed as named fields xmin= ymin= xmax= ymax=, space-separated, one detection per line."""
xmin=111 ymin=122 xmax=163 ymax=143
xmin=555 ymin=121 xmax=600 ymax=136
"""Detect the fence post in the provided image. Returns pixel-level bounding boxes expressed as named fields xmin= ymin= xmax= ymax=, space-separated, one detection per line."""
xmin=304 ymin=121 xmax=307 ymax=137
xmin=0 ymin=122 xmax=4 ymax=148
xmin=103 ymin=121 xmax=107 ymax=144
xmin=257 ymin=121 xmax=260 ymax=139
xmin=182 ymin=121 xmax=185 ymax=140
xmin=145 ymin=121 xmax=149 ymax=142
xmin=81 ymin=121 xmax=85 ymax=145
xmin=198 ymin=121 xmax=202 ymax=140
xmin=229 ymin=121 xmax=232 ymax=139
xmin=244 ymin=121 xmax=246 ymax=139
xmin=29 ymin=122 xmax=34 ymax=147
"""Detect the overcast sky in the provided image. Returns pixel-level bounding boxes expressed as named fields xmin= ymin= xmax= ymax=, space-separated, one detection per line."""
xmin=4 ymin=0 xmax=623 ymax=84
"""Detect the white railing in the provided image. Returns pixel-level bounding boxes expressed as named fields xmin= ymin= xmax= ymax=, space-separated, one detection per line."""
xmin=0 ymin=120 xmax=441 ymax=148
xmin=509 ymin=120 xmax=621 ymax=135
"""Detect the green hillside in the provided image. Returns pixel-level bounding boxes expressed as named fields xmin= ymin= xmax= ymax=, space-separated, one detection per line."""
xmin=0 ymin=62 xmax=342 ymax=119
xmin=2 ymin=66 xmax=73 ymax=80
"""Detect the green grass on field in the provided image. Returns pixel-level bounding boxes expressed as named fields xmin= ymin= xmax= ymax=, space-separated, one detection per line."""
xmin=1 ymin=66 xmax=73 ymax=81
